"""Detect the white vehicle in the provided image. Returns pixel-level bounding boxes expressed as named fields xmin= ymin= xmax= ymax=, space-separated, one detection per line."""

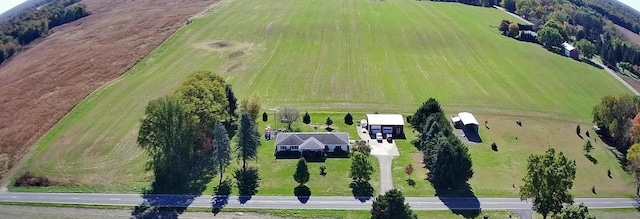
xmin=376 ymin=133 xmax=383 ymax=142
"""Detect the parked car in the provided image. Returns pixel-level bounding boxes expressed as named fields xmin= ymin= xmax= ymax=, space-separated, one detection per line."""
xmin=376 ymin=133 xmax=383 ymax=142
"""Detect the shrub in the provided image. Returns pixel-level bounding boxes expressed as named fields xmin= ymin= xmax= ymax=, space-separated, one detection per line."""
xmin=14 ymin=172 xmax=50 ymax=187
xmin=331 ymin=146 xmax=349 ymax=157
xmin=319 ymin=163 xmax=327 ymax=176
xmin=326 ymin=117 xmax=333 ymax=126
xmin=262 ymin=112 xmax=268 ymax=122
xmin=352 ymin=140 xmax=371 ymax=156
xmin=491 ymin=142 xmax=498 ymax=151
xmin=344 ymin=113 xmax=353 ymax=125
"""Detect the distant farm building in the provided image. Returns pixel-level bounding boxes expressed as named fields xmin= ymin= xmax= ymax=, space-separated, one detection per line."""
xmin=366 ymin=114 xmax=405 ymax=138
xmin=562 ymin=42 xmax=579 ymax=60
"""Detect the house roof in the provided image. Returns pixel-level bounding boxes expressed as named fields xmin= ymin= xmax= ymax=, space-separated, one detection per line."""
xmin=366 ymin=114 xmax=405 ymax=126
xmin=562 ymin=42 xmax=575 ymax=51
xmin=275 ymin=132 xmax=349 ymax=146
xmin=458 ymin=112 xmax=479 ymax=126
xmin=299 ymin=137 xmax=325 ymax=150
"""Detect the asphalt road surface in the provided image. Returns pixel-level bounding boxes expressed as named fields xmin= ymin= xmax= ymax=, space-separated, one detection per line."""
xmin=1 ymin=192 xmax=638 ymax=211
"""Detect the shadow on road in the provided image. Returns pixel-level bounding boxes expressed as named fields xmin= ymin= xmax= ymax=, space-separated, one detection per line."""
xmin=131 ymin=153 xmax=216 ymax=219
xmin=294 ymin=185 xmax=311 ymax=204
xmin=350 ymin=181 xmax=374 ymax=202
xmin=211 ymin=195 xmax=229 ymax=215
xmin=435 ymin=183 xmax=481 ymax=218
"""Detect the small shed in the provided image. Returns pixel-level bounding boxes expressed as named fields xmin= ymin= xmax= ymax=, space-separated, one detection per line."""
xmin=562 ymin=42 xmax=579 ymax=60
xmin=366 ymin=114 xmax=404 ymax=138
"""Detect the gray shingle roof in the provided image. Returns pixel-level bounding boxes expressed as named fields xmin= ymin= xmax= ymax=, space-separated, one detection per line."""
xmin=275 ymin=132 xmax=349 ymax=146
xmin=299 ymin=137 xmax=325 ymax=150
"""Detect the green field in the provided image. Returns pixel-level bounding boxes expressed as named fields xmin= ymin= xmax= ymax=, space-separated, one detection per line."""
xmin=14 ymin=0 xmax=635 ymax=197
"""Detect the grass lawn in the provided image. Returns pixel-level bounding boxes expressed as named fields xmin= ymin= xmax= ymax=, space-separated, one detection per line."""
xmin=13 ymin=0 xmax=634 ymax=196
xmin=224 ymin=208 xmax=519 ymax=219
xmin=533 ymin=208 xmax=640 ymax=219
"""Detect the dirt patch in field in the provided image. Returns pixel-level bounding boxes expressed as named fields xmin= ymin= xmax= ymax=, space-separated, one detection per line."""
xmin=0 ymin=0 xmax=220 ymax=183
xmin=194 ymin=40 xmax=252 ymax=51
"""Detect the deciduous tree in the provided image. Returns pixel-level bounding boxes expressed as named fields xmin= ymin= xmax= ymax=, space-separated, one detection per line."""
xmin=236 ymin=112 xmax=260 ymax=172
xmin=240 ymin=92 xmax=261 ymax=121
xmin=293 ymin=158 xmax=310 ymax=185
xmin=174 ymin=71 xmax=229 ymax=127
xmin=593 ymin=94 xmax=637 ymax=151
xmin=520 ymin=148 xmax=576 ymax=219
xmin=350 ymin=151 xmax=374 ymax=182
xmin=537 ymin=26 xmax=564 ymax=49
xmin=627 ymin=143 xmax=640 ymax=195
xmin=371 ymin=189 xmax=416 ymax=219
xmin=631 ymin=112 xmax=640 ymax=143
xmin=212 ymin=120 xmax=231 ymax=185
xmin=137 ymin=96 xmax=196 ymax=193
xmin=279 ymin=105 xmax=300 ymax=131
xmin=508 ymin=22 xmax=520 ymax=37
xmin=575 ymin=39 xmax=596 ymax=59
xmin=405 ymin=164 xmax=414 ymax=180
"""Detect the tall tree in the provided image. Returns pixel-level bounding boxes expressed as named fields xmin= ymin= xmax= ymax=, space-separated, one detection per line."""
xmin=520 ymin=148 xmax=577 ymax=219
xmin=225 ymin=84 xmax=238 ymax=120
xmin=212 ymin=120 xmax=231 ymax=185
xmin=240 ymin=92 xmax=261 ymax=121
xmin=137 ymin=96 xmax=195 ymax=193
xmin=409 ymin=98 xmax=443 ymax=133
xmin=370 ymin=189 xmax=417 ymax=219
xmin=293 ymin=158 xmax=310 ymax=185
xmin=279 ymin=105 xmax=300 ymax=131
xmin=501 ymin=0 xmax=516 ymax=12
xmin=627 ymin=143 xmax=640 ymax=195
xmin=508 ymin=22 xmax=520 ymax=37
xmin=303 ymin=111 xmax=311 ymax=125
xmin=350 ymin=151 xmax=374 ymax=182
xmin=575 ymin=39 xmax=597 ymax=59
xmin=555 ymin=203 xmax=596 ymax=219
xmin=236 ymin=112 xmax=260 ymax=172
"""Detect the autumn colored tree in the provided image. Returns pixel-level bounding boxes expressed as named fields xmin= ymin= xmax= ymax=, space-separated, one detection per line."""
xmin=631 ymin=112 xmax=640 ymax=143
xmin=405 ymin=164 xmax=414 ymax=180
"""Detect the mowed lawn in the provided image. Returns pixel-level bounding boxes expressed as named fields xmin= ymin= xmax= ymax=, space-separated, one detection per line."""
xmin=15 ymin=0 xmax=633 ymax=195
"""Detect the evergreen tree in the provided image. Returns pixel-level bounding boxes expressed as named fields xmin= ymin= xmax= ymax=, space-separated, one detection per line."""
xmin=212 ymin=120 xmax=231 ymax=185
xmin=371 ymin=189 xmax=416 ymax=219
xmin=293 ymin=158 xmax=310 ymax=185
xmin=236 ymin=112 xmax=260 ymax=172
xmin=303 ymin=111 xmax=311 ymax=124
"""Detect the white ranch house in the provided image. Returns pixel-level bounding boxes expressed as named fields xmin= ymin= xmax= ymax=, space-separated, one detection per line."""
xmin=275 ymin=132 xmax=349 ymax=153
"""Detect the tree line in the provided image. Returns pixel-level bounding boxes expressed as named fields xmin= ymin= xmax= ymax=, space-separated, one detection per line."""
xmin=427 ymin=0 xmax=497 ymax=7
xmin=408 ymin=98 xmax=474 ymax=189
xmin=0 ymin=0 xmax=89 ymax=65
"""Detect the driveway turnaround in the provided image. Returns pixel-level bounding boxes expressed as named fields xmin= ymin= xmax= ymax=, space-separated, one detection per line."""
xmin=357 ymin=125 xmax=399 ymax=195
xmin=1 ymin=192 xmax=639 ymax=211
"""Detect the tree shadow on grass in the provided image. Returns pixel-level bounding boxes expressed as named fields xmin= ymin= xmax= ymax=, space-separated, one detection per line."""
xmin=585 ymin=154 xmax=598 ymax=164
xmin=131 ymin=153 xmax=216 ymax=219
xmin=234 ymin=166 xmax=260 ymax=204
xmin=582 ymin=58 xmax=604 ymax=70
xmin=294 ymin=185 xmax=311 ymax=204
xmin=350 ymin=181 xmax=374 ymax=202
xmin=434 ymin=183 xmax=481 ymax=219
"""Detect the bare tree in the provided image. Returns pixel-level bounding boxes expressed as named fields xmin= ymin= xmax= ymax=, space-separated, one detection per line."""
xmin=279 ymin=105 xmax=300 ymax=130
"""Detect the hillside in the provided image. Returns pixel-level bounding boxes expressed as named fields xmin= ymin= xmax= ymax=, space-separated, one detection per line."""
xmin=15 ymin=0 xmax=632 ymax=193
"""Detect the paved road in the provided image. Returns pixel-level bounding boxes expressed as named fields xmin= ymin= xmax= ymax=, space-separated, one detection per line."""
xmin=591 ymin=58 xmax=640 ymax=95
xmin=0 ymin=192 xmax=638 ymax=211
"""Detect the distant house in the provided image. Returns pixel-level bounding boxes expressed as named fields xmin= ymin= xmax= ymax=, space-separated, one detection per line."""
xmin=366 ymin=114 xmax=405 ymax=138
xmin=562 ymin=42 xmax=579 ymax=60
xmin=275 ymin=132 xmax=349 ymax=158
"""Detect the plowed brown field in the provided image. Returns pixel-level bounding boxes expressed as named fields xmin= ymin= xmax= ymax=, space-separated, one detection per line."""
xmin=0 ymin=0 xmax=218 ymax=181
